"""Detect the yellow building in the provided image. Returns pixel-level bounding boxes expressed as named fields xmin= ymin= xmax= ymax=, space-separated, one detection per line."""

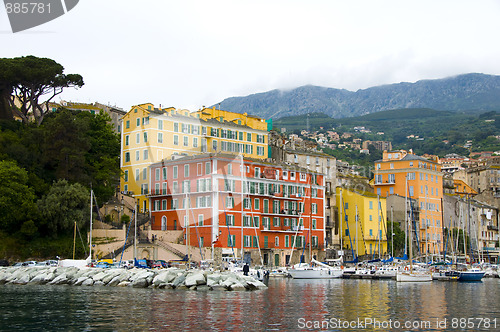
xmin=120 ymin=103 xmax=270 ymax=212
xmin=336 ymin=187 xmax=388 ymax=258
xmin=374 ymin=150 xmax=443 ymax=255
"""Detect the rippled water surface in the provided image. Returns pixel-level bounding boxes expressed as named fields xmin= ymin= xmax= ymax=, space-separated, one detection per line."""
xmin=1 ymin=278 xmax=499 ymax=331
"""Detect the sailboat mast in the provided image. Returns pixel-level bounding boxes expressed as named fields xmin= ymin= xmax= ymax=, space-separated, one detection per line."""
xmin=89 ymin=189 xmax=93 ymax=261
xmin=377 ymin=195 xmax=381 ymax=259
xmin=73 ymin=221 xmax=76 ymax=260
xmin=309 ymin=177 xmax=313 ymax=261
xmin=404 ymin=176 xmax=408 ymax=257
xmin=240 ymin=155 xmax=244 ymax=262
xmin=134 ymin=201 xmax=137 ymax=259
xmin=339 ymin=188 xmax=343 ymax=256
xmin=355 ymin=204 xmax=358 ymax=258
xmin=186 ymin=189 xmax=190 ymax=268
xmin=391 ymin=207 xmax=394 ymax=258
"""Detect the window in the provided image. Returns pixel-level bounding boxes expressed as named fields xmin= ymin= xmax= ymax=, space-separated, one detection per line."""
xmin=244 ymin=235 xmax=251 ymax=247
xmin=243 ymin=215 xmax=251 ymax=227
xmin=226 ymin=196 xmax=234 ymax=208
xmin=173 ymin=135 xmax=179 ymax=145
xmin=254 ymin=198 xmax=260 ymax=210
xmin=253 ymin=216 xmax=259 ymax=227
xmin=142 ymin=168 xmax=147 ymax=180
xmin=257 ymin=146 xmax=264 ymax=156
xmin=275 ymin=236 xmax=279 ymax=247
xmin=143 ymin=150 xmax=148 ymax=160
xmin=228 ymin=234 xmax=236 ymax=247
xmin=135 ymin=151 xmax=140 ymax=161
xmin=143 ymin=132 xmax=148 ymax=143
xmin=254 ymin=167 xmax=261 ymax=178
xmin=184 ymin=164 xmax=189 ymax=177
xmin=300 ymin=173 xmax=306 ymax=181
xmin=205 ymin=162 xmax=211 ymax=175
xmin=155 ymin=168 xmax=160 ymax=181
xmin=158 ymin=132 xmax=163 ymax=143
xmin=247 ymin=133 xmax=252 ymax=141
xmin=312 ymin=219 xmax=316 ymax=229
xmin=273 ymin=217 xmax=280 ymax=227
xmin=124 ymin=170 xmax=128 ymax=182
xmin=312 ymin=203 xmax=317 ymax=214
xmin=198 ymin=214 xmax=203 ymax=226
xmin=375 ymin=174 xmax=382 ymax=184
xmin=136 ymin=118 xmax=140 ymax=126
xmin=173 ymin=166 xmax=178 ymax=179
xmin=225 ymin=215 xmax=235 ymax=226
xmin=136 ymin=133 xmax=140 ymax=144
xmin=312 ymin=236 xmax=318 ymax=247
xmin=174 ymin=123 xmax=179 ymax=132
xmin=369 ymin=201 xmax=373 ymax=209
xmin=125 ymin=152 xmax=130 ymax=162
xmin=388 ymin=174 xmax=395 ymax=183
xmin=193 ymin=137 xmax=198 ymax=148
xmin=285 ymin=235 xmax=289 ymax=247
xmin=135 ymin=169 xmax=139 ymax=181
xmin=126 ymin=120 xmax=130 ymax=129
xmin=183 ymin=136 xmax=189 ymax=147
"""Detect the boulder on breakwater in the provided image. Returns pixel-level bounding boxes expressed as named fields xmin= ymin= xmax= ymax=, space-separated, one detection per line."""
xmin=0 ymin=266 xmax=267 ymax=291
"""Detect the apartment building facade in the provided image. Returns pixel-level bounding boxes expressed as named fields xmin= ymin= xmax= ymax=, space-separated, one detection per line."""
xmin=373 ymin=150 xmax=444 ymax=255
xmin=120 ymin=103 xmax=270 ymax=212
xmin=148 ymin=154 xmax=326 ymax=266
xmin=336 ymin=188 xmax=388 ymax=258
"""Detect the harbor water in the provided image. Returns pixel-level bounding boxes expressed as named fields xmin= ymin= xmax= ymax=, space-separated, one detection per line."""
xmin=0 ymin=278 xmax=499 ymax=331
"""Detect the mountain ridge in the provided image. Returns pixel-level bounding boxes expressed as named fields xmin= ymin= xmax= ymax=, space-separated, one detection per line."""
xmin=214 ymin=73 xmax=500 ymax=119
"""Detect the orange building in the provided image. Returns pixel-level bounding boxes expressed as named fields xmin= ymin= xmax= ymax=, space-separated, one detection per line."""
xmin=148 ymin=153 xmax=326 ymax=265
xmin=374 ymin=150 xmax=443 ymax=255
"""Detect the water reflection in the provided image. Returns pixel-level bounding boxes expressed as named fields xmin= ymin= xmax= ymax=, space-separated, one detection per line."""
xmin=0 ymin=279 xmax=498 ymax=331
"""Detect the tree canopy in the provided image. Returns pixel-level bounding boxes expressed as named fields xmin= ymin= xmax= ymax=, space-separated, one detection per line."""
xmin=0 ymin=160 xmax=38 ymax=233
xmin=0 ymin=55 xmax=83 ymax=125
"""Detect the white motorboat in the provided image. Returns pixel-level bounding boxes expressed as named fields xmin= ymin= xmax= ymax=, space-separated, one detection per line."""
xmin=396 ymin=265 xmax=432 ymax=282
xmin=288 ymin=259 xmax=342 ymax=279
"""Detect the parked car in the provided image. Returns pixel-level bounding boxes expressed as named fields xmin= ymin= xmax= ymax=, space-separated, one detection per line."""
xmin=152 ymin=260 xmax=168 ymax=269
xmin=119 ymin=260 xmax=134 ymax=269
xmin=95 ymin=261 xmax=112 ymax=268
xmin=134 ymin=259 xmax=149 ymax=269
xmin=35 ymin=260 xmax=59 ymax=267
xmin=22 ymin=261 xmax=37 ymax=267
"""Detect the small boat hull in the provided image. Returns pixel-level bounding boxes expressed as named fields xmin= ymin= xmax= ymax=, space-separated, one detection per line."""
xmin=289 ymin=268 xmax=342 ymax=279
xmin=458 ymin=271 xmax=485 ymax=282
xmin=396 ymin=271 xmax=432 ymax=282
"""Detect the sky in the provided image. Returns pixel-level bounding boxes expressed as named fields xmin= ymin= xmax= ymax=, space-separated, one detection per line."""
xmin=2 ymin=0 xmax=500 ymax=112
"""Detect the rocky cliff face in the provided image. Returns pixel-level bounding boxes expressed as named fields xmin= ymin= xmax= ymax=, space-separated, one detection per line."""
xmin=216 ymin=73 xmax=500 ymax=119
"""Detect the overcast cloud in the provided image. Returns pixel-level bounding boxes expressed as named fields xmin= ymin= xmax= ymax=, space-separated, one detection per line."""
xmin=1 ymin=0 xmax=500 ymax=112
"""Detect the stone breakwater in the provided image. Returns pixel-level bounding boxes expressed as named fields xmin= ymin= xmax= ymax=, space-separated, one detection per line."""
xmin=0 ymin=266 xmax=268 ymax=291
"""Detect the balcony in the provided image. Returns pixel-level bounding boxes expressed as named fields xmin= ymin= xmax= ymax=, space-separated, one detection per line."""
xmin=374 ymin=181 xmax=395 ymax=186
xmin=487 ymin=225 xmax=499 ymax=231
